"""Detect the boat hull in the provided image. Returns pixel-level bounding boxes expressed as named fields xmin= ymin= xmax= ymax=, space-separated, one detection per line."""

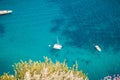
xmin=0 ymin=10 xmax=12 ymax=15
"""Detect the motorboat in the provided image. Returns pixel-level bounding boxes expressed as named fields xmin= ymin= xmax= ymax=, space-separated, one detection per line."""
xmin=0 ymin=10 xmax=12 ymax=15
xmin=95 ymin=45 xmax=101 ymax=52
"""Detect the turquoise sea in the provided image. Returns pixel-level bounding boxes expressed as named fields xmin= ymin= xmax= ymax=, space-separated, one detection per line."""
xmin=0 ymin=0 xmax=120 ymax=79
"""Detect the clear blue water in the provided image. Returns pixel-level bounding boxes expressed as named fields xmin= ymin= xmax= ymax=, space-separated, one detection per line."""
xmin=0 ymin=0 xmax=120 ymax=80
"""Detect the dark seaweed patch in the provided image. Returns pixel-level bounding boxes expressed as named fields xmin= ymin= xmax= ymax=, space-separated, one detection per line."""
xmin=49 ymin=0 xmax=120 ymax=51
xmin=50 ymin=18 xmax=65 ymax=33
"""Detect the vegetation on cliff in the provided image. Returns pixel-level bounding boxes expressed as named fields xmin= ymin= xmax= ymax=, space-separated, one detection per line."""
xmin=0 ymin=57 xmax=88 ymax=80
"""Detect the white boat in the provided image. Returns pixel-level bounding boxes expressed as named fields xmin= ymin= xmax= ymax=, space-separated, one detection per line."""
xmin=0 ymin=10 xmax=12 ymax=15
xmin=53 ymin=37 xmax=62 ymax=50
xmin=95 ymin=45 xmax=101 ymax=52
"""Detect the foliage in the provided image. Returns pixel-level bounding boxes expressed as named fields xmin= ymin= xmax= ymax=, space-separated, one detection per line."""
xmin=102 ymin=74 xmax=120 ymax=80
xmin=0 ymin=73 xmax=15 ymax=80
xmin=0 ymin=57 xmax=88 ymax=80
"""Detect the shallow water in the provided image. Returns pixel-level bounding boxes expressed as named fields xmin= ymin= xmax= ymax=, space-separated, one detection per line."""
xmin=0 ymin=0 xmax=120 ymax=80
